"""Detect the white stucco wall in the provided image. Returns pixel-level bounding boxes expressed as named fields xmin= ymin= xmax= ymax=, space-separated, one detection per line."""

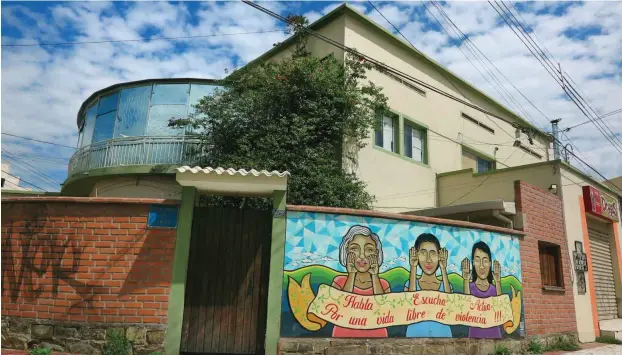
xmin=90 ymin=175 xmax=181 ymax=199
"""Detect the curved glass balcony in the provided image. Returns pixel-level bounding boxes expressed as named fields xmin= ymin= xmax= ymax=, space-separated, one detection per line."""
xmin=68 ymin=79 xmax=217 ymax=178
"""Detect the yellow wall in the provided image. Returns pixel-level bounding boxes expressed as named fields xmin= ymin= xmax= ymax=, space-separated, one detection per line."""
xmin=340 ymin=12 xmax=549 ymax=211
xmin=437 ymin=163 xmax=558 ymax=206
xmin=560 ymin=166 xmax=622 ymax=342
xmin=255 ymin=9 xmax=552 ymax=212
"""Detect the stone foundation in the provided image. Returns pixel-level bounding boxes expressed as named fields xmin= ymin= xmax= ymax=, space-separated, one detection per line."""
xmin=1 ymin=316 xmax=166 ymax=355
xmin=278 ymin=333 xmax=579 ymax=355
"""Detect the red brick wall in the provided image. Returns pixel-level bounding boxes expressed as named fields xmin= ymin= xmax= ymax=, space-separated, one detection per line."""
xmin=1 ymin=198 xmax=178 ymax=325
xmin=514 ymin=181 xmax=577 ymax=335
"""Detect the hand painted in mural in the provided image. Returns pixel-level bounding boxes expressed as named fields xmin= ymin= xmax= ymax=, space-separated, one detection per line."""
xmin=331 ymin=225 xmax=390 ymax=338
xmin=462 ymin=241 xmax=503 ymax=339
xmin=404 ymin=233 xmax=453 ymax=338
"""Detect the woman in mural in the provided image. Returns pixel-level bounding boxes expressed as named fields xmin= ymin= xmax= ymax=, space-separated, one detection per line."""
xmin=331 ymin=225 xmax=391 ymax=338
xmin=404 ymin=233 xmax=453 ymax=337
xmin=462 ymin=241 xmax=503 ymax=339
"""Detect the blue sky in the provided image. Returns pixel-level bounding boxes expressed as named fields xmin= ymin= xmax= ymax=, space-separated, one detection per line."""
xmin=1 ymin=1 xmax=621 ymax=192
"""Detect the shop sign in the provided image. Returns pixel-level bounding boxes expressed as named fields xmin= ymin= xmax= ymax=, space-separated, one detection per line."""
xmin=582 ymin=186 xmax=620 ymax=222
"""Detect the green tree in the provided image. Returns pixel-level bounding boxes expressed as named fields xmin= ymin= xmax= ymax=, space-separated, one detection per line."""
xmin=171 ymin=17 xmax=387 ymax=209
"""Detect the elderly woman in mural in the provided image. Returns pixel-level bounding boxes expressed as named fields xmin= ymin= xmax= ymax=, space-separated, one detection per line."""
xmin=404 ymin=233 xmax=453 ymax=337
xmin=331 ymin=225 xmax=391 ymax=338
xmin=462 ymin=241 xmax=503 ymax=339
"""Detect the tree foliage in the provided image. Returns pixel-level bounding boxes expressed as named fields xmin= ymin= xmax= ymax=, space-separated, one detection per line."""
xmin=170 ymin=19 xmax=387 ymax=209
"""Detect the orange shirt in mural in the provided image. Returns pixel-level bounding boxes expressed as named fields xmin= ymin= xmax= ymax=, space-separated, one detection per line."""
xmin=330 ymin=275 xmax=390 ymax=338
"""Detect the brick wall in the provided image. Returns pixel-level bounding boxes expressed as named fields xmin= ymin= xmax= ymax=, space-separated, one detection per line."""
xmin=514 ymin=181 xmax=577 ymax=336
xmin=1 ymin=198 xmax=177 ymax=326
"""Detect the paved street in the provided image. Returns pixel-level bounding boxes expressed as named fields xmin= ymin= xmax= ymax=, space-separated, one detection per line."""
xmin=562 ymin=345 xmax=622 ymax=354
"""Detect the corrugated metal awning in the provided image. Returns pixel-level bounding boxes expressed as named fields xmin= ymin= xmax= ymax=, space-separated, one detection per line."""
xmin=175 ymin=166 xmax=289 ymax=196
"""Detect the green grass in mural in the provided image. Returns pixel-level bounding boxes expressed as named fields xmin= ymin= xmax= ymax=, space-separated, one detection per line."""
xmin=283 ymin=265 xmax=522 ymax=294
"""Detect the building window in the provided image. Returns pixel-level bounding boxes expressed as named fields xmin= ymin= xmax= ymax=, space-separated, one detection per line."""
xmin=93 ymin=92 xmax=119 ymax=143
xmin=462 ymin=148 xmax=495 ymax=173
xmin=375 ymin=114 xmax=398 ymax=153
xmin=539 ymin=242 xmax=564 ymax=288
xmin=477 ymin=157 xmax=494 ymax=173
xmin=404 ymin=122 xmax=426 ymax=163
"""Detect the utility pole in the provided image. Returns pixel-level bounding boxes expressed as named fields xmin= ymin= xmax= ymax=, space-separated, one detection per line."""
xmin=551 ymin=119 xmax=562 ymax=160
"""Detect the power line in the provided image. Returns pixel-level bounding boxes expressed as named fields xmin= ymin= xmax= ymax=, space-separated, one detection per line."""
xmin=2 ymin=132 xmax=77 ymax=149
xmin=242 ymin=1 xmax=537 ymax=135
xmin=2 ymin=149 xmax=63 ymax=188
xmin=1 ymin=170 xmax=47 ymax=191
xmin=243 ymin=1 xmax=616 ymax=190
xmin=563 ymin=107 xmax=622 ymax=132
xmin=489 ymin=1 xmax=622 ymax=156
xmin=428 ymin=1 xmax=549 ymax=128
xmin=1 ymin=30 xmax=285 ymax=47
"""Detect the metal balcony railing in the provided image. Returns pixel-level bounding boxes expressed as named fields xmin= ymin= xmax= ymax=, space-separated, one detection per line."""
xmin=68 ymin=136 xmax=202 ymax=177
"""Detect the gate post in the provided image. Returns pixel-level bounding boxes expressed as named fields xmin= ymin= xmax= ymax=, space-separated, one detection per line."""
xmin=265 ymin=189 xmax=287 ymax=355
xmin=165 ymin=186 xmax=196 ymax=355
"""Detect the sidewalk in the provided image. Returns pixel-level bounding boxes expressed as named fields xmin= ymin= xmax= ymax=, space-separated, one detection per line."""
xmin=560 ymin=344 xmax=622 ymax=354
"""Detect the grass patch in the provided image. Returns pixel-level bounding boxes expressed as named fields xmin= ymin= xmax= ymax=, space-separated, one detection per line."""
xmin=490 ymin=345 xmax=511 ymax=355
xmin=525 ymin=339 xmax=544 ymax=354
xmin=596 ymin=335 xmax=622 ymax=344
xmin=544 ymin=336 xmax=580 ymax=352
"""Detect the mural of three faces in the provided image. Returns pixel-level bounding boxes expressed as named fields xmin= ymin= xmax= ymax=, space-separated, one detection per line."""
xmin=283 ymin=213 xmax=524 ymax=339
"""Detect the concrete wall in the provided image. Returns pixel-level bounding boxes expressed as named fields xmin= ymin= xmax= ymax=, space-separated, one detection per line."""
xmin=338 ymin=12 xmax=549 ymax=212
xmin=559 ymin=166 xmax=622 ymax=342
xmin=437 ymin=163 xmax=559 ymax=207
xmin=1 ymin=197 xmax=178 ymax=353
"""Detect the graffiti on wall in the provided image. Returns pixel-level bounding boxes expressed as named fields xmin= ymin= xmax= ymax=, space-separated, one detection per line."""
xmin=281 ymin=212 xmax=524 ymax=338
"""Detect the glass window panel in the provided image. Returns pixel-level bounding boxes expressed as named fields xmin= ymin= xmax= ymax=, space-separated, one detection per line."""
xmin=93 ymin=111 xmax=116 ymax=142
xmin=477 ymin=157 xmax=493 ymax=173
xmin=403 ymin=124 xmax=412 ymax=158
xmin=97 ymin=92 xmax=119 ymax=115
xmin=375 ymin=117 xmax=383 ymax=148
xmin=188 ymin=84 xmax=218 ymax=115
xmin=147 ymin=105 xmax=187 ymax=136
xmin=82 ymin=105 xmax=97 ymax=147
xmin=151 ymin=84 xmax=189 ymax=105
xmin=382 ymin=115 xmax=395 ymax=152
xmin=116 ymin=85 xmax=151 ymax=137
xmin=77 ymin=129 xmax=83 ymax=148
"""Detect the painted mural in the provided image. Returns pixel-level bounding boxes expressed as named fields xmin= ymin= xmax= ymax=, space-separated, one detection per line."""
xmin=281 ymin=212 xmax=525 ymax=338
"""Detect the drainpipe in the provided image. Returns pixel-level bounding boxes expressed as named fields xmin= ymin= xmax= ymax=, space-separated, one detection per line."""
xmin=493 ymin=210 xmax=514 ymax=229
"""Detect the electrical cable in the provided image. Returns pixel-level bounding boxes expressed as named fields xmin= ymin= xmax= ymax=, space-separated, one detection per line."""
xmin=1 ymin=29 xmax=285 ymax=47
xmin=2 ymin=132 xmax=77 ymax=149
xmin=2 ymin=149 xmax=63 ymax=188
xmin=490 ymin=1 xmax=622 ymax=155
xmin=428 ymin=1 xmax=549 ymax=129
xmin=242 ymin=1 xmax=617 ymax=191
xmin=1 ymin=170 xmax=47 ymax=191
xmin=563 ymin=108 xmax=622 ymax=132
xmin=241 ymin=0 xmax=536 ymax=134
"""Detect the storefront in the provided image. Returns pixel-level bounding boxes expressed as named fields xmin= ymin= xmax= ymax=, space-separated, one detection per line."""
xmin=582 ymin=186 xmax=622 ymax=322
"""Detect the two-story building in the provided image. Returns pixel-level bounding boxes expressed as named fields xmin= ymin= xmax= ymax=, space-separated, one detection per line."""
xmin=58 ymin=3 xmax=621 ymax=345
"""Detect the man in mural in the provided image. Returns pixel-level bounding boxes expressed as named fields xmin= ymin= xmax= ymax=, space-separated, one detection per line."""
xmin=331 ymin=225 xmax=391 ymax=337
xmin=404 ymin=233 xmax=453 ymax=337
xmin=462 ymin=241 xmax=503 ymax=339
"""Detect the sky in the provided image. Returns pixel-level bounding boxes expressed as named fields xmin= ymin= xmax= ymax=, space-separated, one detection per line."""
xmin=1 ymin=1 xmax=621 ymax=193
